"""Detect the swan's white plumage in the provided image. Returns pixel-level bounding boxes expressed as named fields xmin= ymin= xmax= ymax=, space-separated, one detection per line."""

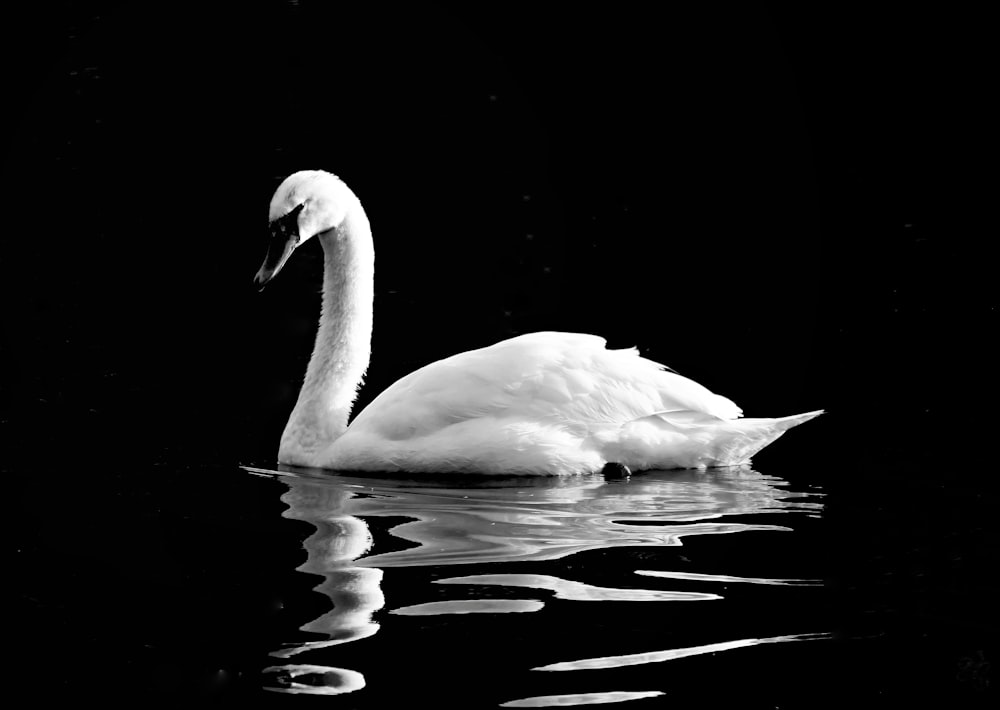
xmin=261 ymin=171 xmax=821 ymax=476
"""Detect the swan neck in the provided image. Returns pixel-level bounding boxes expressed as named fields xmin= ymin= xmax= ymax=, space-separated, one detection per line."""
xmin=280 ymin=199 xmax=374 ymax=461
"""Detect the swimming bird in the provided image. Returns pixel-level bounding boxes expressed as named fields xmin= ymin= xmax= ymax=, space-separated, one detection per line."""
xmin=255 ymin=170 xmax=820 ymax=476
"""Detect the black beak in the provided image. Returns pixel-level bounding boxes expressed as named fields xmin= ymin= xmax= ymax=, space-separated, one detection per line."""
xmin=255 ymin=204 xmax=304 ymax=291
xmin=254 ymin=233 xmax=296 ymax=290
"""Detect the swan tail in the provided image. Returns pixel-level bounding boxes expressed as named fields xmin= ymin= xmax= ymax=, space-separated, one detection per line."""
xmin=762 ymin=409 xmax=825 ymax=432
xmin=610 ymin=410 xmax=823 ymax=471
xmin=709 ymin=409 xmax=824 ymax=466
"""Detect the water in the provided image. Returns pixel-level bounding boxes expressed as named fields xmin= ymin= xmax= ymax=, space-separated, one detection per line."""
xmin=251 ymin=465 xmax=831 ymax=705
xmin=14 ymin=458 xmax=995 ymax=706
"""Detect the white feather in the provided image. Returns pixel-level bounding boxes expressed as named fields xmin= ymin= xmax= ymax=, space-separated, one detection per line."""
xmin=262 ymin=171 xmax=821 ymax=475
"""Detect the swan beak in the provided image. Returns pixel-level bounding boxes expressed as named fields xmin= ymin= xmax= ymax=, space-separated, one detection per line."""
xmin=255 ymin=227 xmax=298 ymax=290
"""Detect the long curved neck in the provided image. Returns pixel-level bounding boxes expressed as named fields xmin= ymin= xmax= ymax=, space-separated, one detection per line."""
xmin=279 ymin=199 xmax=374 ymax=464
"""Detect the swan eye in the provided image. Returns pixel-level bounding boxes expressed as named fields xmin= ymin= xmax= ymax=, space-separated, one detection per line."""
xmin=270 ymin=203 xmax=305 ymax=242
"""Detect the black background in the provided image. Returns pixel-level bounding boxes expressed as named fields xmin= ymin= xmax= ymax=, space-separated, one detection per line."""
xmin=4 ymin=2 xmax=995 ymax=705
xmin=3 ymin=3 xmax=992 ymax=465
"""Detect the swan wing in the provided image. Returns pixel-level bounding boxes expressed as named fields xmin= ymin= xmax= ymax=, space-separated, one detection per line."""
xmin=347 ymin=332 xmax=741 ymax=441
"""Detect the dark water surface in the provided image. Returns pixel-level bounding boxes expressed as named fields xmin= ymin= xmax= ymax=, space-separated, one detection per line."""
xmin=15 ymin=456 xmax=994 ymax=707
xmin=256 ymin=465 xmax=828 ymax=705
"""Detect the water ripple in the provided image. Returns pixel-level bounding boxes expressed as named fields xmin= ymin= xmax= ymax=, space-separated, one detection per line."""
xmin=262 ymin=663 xmax=365 ymax=695
xmin=264 ymin=466 xmax=820 ymax=568
xmin=532 ymin=633 xmax=833 ymax=671
xmin=501 ymin=690 xmax=665 ymax=707
xmin=244 ymin=465 xmax=828 ymax=700
xmin=435 ymin=573 xmax=721 ymax=601
xmin=635 ymin=569 xmax=822 ymax=586
xmin=390 ymin=599 xmax=545 ymax=615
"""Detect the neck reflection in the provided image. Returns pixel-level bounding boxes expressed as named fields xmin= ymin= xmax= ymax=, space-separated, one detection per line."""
xmin=271 ymin=481 xmax=384 ymax=659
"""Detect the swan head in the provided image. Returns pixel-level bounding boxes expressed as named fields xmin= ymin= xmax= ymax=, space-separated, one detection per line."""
xmin=255 ymin=170 xmax=353 ymax=289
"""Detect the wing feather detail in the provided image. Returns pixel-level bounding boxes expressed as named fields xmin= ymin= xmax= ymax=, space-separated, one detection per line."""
xmin=349 ymin=332 xmax=741 ymax=442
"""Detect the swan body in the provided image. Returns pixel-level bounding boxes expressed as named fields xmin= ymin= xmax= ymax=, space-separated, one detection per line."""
xmin=257 ymin=170 xmax=820 ymax=476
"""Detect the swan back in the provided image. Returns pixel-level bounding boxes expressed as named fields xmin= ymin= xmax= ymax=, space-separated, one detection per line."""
xmin=343 ymin=332 xmax=741 ymax=448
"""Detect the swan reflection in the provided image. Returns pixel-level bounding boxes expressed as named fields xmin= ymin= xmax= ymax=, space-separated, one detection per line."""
xmin=262 ymin=663 xmax=365 ymax=696
xmin=391 ymin=599 xmax=545 ymax=616
xmin=254 ymin=466 xmax=823 ymax=698
xmin=269 ymin=481 xmax=384 ymax=660
xmin=433 ymin=573 xmax=721 ymax=602
xmin=501 ymin=690 xmax=665 ymax=707
xmin=277 ymin=467 xmax=821 ymax=569
xmin=531 ymin=632 xmax=833 ymax=671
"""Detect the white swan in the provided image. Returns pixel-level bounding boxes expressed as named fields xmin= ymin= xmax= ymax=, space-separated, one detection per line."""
xmin=256 ymin=170 xmax=821 ymax=476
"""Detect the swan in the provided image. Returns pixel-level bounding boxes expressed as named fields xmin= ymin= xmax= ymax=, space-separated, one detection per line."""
xmin=255 ymin=170 xmax=821 ymax=476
